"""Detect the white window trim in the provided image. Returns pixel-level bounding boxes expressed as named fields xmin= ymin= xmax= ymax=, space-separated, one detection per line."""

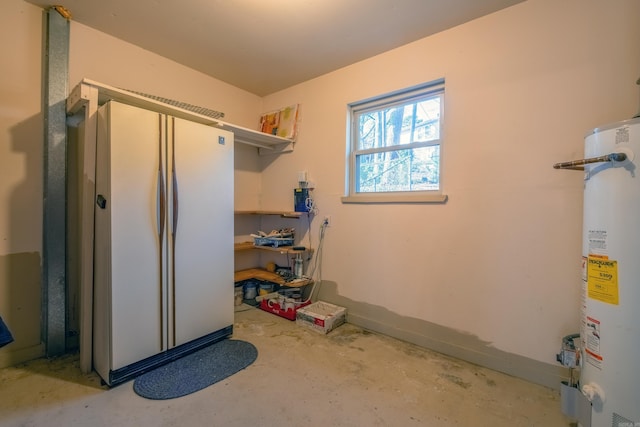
xmin=343 ymin=79 xmax=448 ymax=204
xmin=341 ymin=193 xmax=448 ymax=204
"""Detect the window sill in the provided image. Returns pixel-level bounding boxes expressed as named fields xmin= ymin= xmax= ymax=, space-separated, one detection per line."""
xmin=341 ymin=194 xmax=448 ymax=204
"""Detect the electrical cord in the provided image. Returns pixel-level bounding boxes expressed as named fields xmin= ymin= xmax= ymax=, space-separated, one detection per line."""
xmin=303 ymin=195 xmax=316 ymax=260
xmin=302 ymin=219 xmax=327 ymax=303
xmin=306 ymin=212 xmax=313 ymax=261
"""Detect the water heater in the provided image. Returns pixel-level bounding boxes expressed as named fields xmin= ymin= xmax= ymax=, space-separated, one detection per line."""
xmin=577 ymin=117 xmax=640 ymax=427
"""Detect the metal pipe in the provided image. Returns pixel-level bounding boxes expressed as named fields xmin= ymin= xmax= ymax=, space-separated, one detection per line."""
xmin=553 ymin=152 xmax=627 ymax=170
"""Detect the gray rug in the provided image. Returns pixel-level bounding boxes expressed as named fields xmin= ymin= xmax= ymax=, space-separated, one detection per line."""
xmin=133 ymin=339 xmax=257 ymax=400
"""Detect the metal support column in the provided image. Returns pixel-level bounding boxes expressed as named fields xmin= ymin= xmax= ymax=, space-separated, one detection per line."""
xmin=42 ymin=7 xmax=70 ymax=357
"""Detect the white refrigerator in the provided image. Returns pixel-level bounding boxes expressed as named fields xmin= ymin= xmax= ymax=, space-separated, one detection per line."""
xmin=93 ymin=100 xmax=234 ymax=386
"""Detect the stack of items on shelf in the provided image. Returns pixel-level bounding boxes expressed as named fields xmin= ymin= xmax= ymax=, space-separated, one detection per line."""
xmin=234 ymin=275 xmax=312 ymax=320
xmin=250 ymin=228 xmax=295 ymax=248
xmin=233 ymin=261 xmax=315 ymax=320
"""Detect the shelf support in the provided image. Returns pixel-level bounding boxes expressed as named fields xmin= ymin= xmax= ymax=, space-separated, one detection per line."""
xmin=42 ymin=5 xmax=69 ymax=360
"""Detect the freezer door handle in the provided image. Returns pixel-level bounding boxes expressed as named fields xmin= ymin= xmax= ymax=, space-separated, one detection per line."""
xmin=170 ymin=117 xmax=178 ymax=346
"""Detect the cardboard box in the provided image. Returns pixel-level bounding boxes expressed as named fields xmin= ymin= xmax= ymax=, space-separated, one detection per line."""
xmin=296 ymin=301 xmax=346 ymax=334
xmin=259 ymin=298 xmax=311 ymax=321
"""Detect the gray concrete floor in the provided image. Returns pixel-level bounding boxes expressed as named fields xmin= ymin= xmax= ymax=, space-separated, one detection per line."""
xmin=0 ymin=306 xmax=571 ymax=426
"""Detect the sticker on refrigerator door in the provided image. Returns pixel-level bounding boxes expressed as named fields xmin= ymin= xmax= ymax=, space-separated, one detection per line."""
xmin=584 ymin=316 xmax=602 ymax=369
xmin=587 ymin=256 xmax=619 ymax=305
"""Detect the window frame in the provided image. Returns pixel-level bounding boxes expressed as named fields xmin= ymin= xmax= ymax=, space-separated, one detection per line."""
xmin=342 ymin=79 xmax=448 ymax=204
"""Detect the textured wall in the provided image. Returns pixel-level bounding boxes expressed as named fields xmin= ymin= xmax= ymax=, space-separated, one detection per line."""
xmin=257 ymin=0 xmax=640 ymax=384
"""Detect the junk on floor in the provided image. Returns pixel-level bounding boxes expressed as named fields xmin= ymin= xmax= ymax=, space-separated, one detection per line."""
xmin=296 ymin=301 xmax=346 ymax=334
xmin=234 ymin=265 xmax=315 ymax=320
xmin=259 ymin=292 xmax=312 ymax=321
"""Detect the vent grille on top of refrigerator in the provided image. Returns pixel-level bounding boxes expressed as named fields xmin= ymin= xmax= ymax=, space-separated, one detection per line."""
xmin=612 ymin=413 xmax=636 ymax=427
xmin=121 ymin=88 xmax=225 ymax=120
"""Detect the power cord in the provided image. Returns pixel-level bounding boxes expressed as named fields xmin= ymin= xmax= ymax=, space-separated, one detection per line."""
xmin=303 ymin=219 xmax=327 ymax=303
xmin=304 ymin=196 xmax=317 ymax=260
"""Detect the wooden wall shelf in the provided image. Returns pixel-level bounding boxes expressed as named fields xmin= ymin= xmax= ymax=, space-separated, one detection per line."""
xmin=68 ymin=79 xmax=295 ymax=153
xmin=234 ymin=241 xmax=307 ymax=254
xmin=234 ymin=268 xmax=312 ymax=287
xmin=234 ymin=210 xmax=302 ymax=218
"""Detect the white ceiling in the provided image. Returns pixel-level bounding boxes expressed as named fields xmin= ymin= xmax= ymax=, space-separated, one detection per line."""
xmin=26 ymin=0 xmax=524 ymax=96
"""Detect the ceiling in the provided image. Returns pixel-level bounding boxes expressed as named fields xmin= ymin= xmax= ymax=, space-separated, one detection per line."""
xmin=26 ymin=0 xmax=524 ymax=96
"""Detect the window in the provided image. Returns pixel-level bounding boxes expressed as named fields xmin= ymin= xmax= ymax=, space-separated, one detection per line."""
xmin=343 ymin=80 xmax=447 ymax=203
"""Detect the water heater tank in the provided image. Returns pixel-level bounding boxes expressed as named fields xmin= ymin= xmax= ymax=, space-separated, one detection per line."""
xmin=581 ymin=117 xmax=640 ymax=426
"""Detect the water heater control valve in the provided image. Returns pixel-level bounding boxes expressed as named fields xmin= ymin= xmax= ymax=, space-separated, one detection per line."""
xmin=556 ymin=333 xmax=580 ymax=368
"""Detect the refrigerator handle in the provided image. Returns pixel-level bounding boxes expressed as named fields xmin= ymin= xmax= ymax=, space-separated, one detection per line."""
xmin=158 ymin=114 xmax=166 ymax=350
xmin=171 ymin=117 xmax=178 ymax=239
xmin=157 ymin=114 xmax=166 ymax=239
xmin=171 ymin=117 xmax=179 ymax=238
xmin=170 ymin=118 xmax=178 ymax=346
xmin=157 ymin=174 xmax=166 ymax=238
xmin=172 ymin=171 xmax=179 ymax=237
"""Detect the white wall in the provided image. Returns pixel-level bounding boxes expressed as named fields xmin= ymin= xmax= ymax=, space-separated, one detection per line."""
xmin=69 ymin=24 xmax=263 ymax=129
xmin=0 ymin=0 xmax=265 ymax=367
xmin=67 ymin=21 xmax=266 ymax=211
xmin=259 ymin=0 xmax=640 ymax=377
xmin=0 ymin=0 xmax=45 ymax=367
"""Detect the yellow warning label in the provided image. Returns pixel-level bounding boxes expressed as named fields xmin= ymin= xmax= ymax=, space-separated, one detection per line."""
xmin=587 ymin=256 xmax=619 ymax=305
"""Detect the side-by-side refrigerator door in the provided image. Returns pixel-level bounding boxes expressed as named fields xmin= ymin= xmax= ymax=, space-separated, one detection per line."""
xmin=94 ymin=101 xmax=166 ymax=383
xmin=168 ymin=116 xmax=234 ymax=347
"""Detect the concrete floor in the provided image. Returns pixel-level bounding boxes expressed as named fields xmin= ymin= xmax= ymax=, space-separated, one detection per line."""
xmin=0 ymin=306 xmax=571 ymax=426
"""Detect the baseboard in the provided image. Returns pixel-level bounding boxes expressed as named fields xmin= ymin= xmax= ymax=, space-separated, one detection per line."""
xmin=316 ymin=282 xmax=567 ymax=390
xmin=347 ymin=312 xmax=566 ymax=390
xmin=0 ymin=343 xmax=45 ymax=369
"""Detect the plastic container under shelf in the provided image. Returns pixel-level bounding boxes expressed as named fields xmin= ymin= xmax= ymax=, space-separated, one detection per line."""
xmin=234 ymin=286 xmax=243 ymax=306
xmin=259 ymin=299 xmax=311 ymax=321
